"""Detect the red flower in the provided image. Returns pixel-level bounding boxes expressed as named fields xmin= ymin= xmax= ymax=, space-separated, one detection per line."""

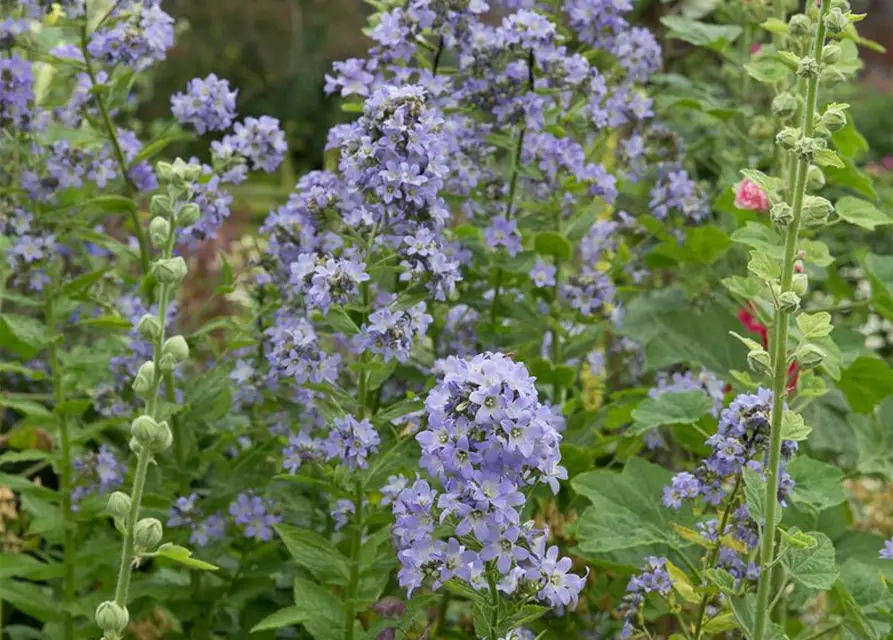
xmin=738 ymin=305 xmax=799 ymax=393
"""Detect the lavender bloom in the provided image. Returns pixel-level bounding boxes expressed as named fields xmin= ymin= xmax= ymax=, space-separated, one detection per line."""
xmin=168 ymin=493 xmax=226 ymax=547
xmin=650 ymin=165 xmax=709 ymax=224
xmin=265 ymin=311 xmax=341 ymax=384
xmin=0 ymin=54 xmax=35 ymax=130
xmin=227 ymin=116 xmax=287 ymax=173
xmin=616 ymin=556 xmax=673 ymax=635
xmin=439 ymin=305 xmax=479 ymax=359
xmin=324 ymin=415 xmax=381 ymax=471
xmin=229 ymin=492 xmax=281 ymax=541
xmin=71 ymin=446 xmax=127 ymax=509
xmin=325 ymin=58 xmax=375 ymax=97
xmin=171 ymin=74 xmax=238 ymax=134
xmin=881 ymin=539 xmax=893 ymax=560
xmin=355 ymin=302 xmax=433 ymax=363
xmin=290 ymin=254 xmax=370 ymax=313
xmin=282 ymin=431 xmax=323 ymax=474
xmin=484 ymin=217 xmax=522 ymax=256
xmin=87 ymin=2 xmax=175 ymax=71
xmin=530 ymin=260 xmax=556 ymax=288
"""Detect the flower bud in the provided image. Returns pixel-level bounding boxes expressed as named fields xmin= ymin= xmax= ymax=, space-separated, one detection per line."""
xmin=162 ymin=335 xmax=189 ymax=362
xmin=176 ymin=203 xmax=200 ymax=227
xmin=796 ymin=343 xmax=826 ymax=370
xmin=107 ymin=491 xmax=132 ymax=519
xmin=748 ymin=116 xmax=774 ymax=140
xmin=132 ymin=361 xmax=156 ymax=396
xmin=158 ymin=353 xmax=177 ymax=375
xmin=155 ymin=161 xmax=174 ymax=183
xmin=149 ymin=216 xmax=171 ymax=248
xmin=776 ymin=127 xmax=800 ymax=150
xmin=137 ymin=314 xmax=162 ymax=340
xmin=824 ymin=8 xmax=849 ymax=35
xmin=821 ymin=66 xmax=847 ymax=88
xmin=806 ymin=165 xmax=825 ymax=191
xmin=151 ymin=257 xmax=188 ymax=285
xmin=150 ymin=195 xmax=173 ymax=220
xmin=772 ymin=92 xmax=798 ymax=120
xmin=822 ymin=44 xmax=842 ymax=65
xmin=133 ymin=517 xmax=163 ymax=554
xmin=793 ymin=136 xmax=820 ymax=162
xmin=771 ymin=202 xmax=794 ymax=227
xmin=129 ymin=436 xmax=143 ymax=455
xmin=791 ymin=272 xmax=809 ymax=296
xmin=822 ymin=107 xmax=847 ymax=132
xmin=95 ymin=601 xmax=129 ymax=634
xmin=788 ymin=14 xmax=811 ymax=37
xmin=796 ymin=56 xmax=819 ymax=79
xmin=830 ymin=0 xmax=850 ymax=10
xmin=131 ymin=415 xmax=172 ymax=453
xmin=748 ymin=349 xmax=774 ymax=378
xmin=778 ymin=291 xmax=801 ymax=313
xmin=802 ymin=195 xmax=834 ymax=226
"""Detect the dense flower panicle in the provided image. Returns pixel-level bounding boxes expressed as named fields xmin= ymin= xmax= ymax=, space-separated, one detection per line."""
xmin=229 ymin=491 xmax=281 ymax=541
xmin=391 ymin=353 xmax=582 ymax=610
xmin=289 ymin=254 xmax=370 ymax=313
xmin=264 ymin=311 xmax=341 ymax=384
xmin=87 ymin=1 xmax=175 ymax=71
xmin=617 ymin=556 xmax=673 ymax=638
xmin=484 ymin=217 xmax=522 ymax=256
xmin=71 ymin=446 xmax=127 ymax=509
xmin=281 ymin=430 xmax=323 ymax=475
xmin=323 ymin=415 xmax=381 ymax=471
xmin=649 ymin=165 xmax=709 ymax=224
xmin=168 ymin=493 xmax=226 ymax=547
xmin=439 ymin=304 xmax=479 ymax=358
xmin=530 ymin=260 xmax=557 ymax=288
xmin=171 ymin=74 xmax=238 ymax=134
xmin=355 ymin=302 xmax=433 ymax=363
xmin=225 ymin=116 xmax=287 ymax=173
xmin=0 ymin=54 xmax=35 ymax=130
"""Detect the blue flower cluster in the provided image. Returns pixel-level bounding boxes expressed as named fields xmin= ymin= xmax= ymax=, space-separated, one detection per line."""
xmin=71 ymin=446 xmax=127 ymax=509
xmin=229 ymin=491 xmax=282 ymax=542
xmin=168 ymin=493 xmax=227 ymax=547
xmin=171 ymin=73 xmax=238 ymax=134
xmin=391 ymin=353 xmax=585 ymax=609
xmin=617 ymin=556 xmax=674 ymax=639
xmin=87 ymin=1 xmax=175 ymax=72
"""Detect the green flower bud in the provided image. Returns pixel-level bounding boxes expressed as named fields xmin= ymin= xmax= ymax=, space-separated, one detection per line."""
xmin=796 ymin=56 xmax=819 ymax=79
xmin=822 ymin=44 xmax=842 ymax=65
xmin=776 ymin=127 xmax=800 ymax=150
xmin=158 ymin=353 xmax=177 ymax=375
xmin=778 ymin=291 xmax=801 ymax=313
xmin=162 ymin=335 xmax=189 ymax=362
xmin=132 ymin=361 xmax=156 ymax=396
xmin=131 ymin=415 xmax=172 ymax=453
xmin=149 ymin=216 xmax=171 ymax=248
xmin=806 ymin=165 xmax=825 ymax=191
xmin=151 ymin=257 xmax=188 ymax=285
xmin=796 ymin=343 xmax=826 ymax=370
xmin=748 ymin=116 xmax=775 ymax=140
xmin=771 ymin=202 xmax=794 ymax=227
xmin=136 ymin=314 xmax=162 ymax=340
xmin=133 ymin=517 xmax=163 ymax=554
xmin=748 ymin=349 xmax=774 ymax=378
xmin=822 ymin=107 xmax=847 ymax=132
xmin=791 ymin=272 xmax=809 ymax=297
xmin=129 ymin=436 xmax=143 ymax=455
xmin=177 ymin=202 xmax=200 ymax=227
xmin=824 ymin=7 xmax=849 ymax=35
xmin=821 ymin=66 xmax=847 ymax=88
xmin=802 ymin=195 xmax=834 ymax=226
xmin=106 ymin=491 xmax=132 ymax=519
xmin=830 ymin=0 xmax=850 ymax=10
xmin=155 ymin=161 xmax=174 ymax=183
xmin=772 ymin=92 xmax=798 ymax=120
xmin=793 ymin=136 xmax=820 ymax=162
xmin=95 ymin=601 xmax=129 ymax=634
xmin=788 ymin=14 xmax=811 ymax=37
xmin=149 ymin=195 xmax=173 ymax=220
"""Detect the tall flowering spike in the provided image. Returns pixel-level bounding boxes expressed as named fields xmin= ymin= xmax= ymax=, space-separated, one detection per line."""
xmin=392 ymin=352 xmax=583 ymax=612
xmin=171 ymin=74 xmax=238 ymax=134
xmin=87 ymin=2 xmax=175 ymax=71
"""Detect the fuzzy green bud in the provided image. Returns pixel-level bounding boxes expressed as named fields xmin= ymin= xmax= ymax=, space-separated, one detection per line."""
xmin=772 ymin=92 xmax=798 ymax=120
xmin=796 ymin=56 xmax=819 ymax=79
xmin=821 ymin=66 xmax=847 ymax=88
xmin=793 ymin=136 xmax=821 ymax=162
xmin=177 ymin=202 xmax=200 ymax=227
xmin=770 ymin=202 xmax=794 ymax=227
xmin=791 ymin=272 xmax=809 ymax=297
xmin=776 ymin=127 xmax=800 ymax=150
xmin=806 ymin=165 xmax=825 ymax=191
xmin=95 ymin=601 xmax=129 ymax=634
xmin=133 ymin=517 xmax=163 ymax=554
xmin=824 ymin=8 xmax=849 ymax=35
xmin=162 ymin=335 xmax=189 ymax=362
xmin=822 ymin=107 xmax=847 ymax=132
xmin=822 ymin=44 xmax=842 ymax=65
xmin=748 ymin=116 xmax=775 ymax=140
xmin=796 ymin=343 xmax=826 ymax=370
xmin=802 ymin=195 xmax=834 ymax=226
xmin=748 ymin=349 xmax=774 ymax=378
xmin=830 ymin=0 xmax=850 ymax=9
xmin=106 ymin=491 xmax=132 ymax=519
xmin=132 ymin=361 xmax=156 ymax=396
xmin=778 ymin=291 xmax=801 ymax=313
xmin=155 ymin=161 xmax=174 ymax=183
xmin=149 ymin=217 xmax=171 ymax=249
xmin=132 ymin=415 xmax=172 ymax=453
xmin=788 ymin=14 xmax=811 ymax=37
xmin=136 ymin=314 xmax=162 ymax=340
xmin=151 ymin=257 xmax=188 ymax=285
xmin=149 ymin=194 xmax=173 ymax=220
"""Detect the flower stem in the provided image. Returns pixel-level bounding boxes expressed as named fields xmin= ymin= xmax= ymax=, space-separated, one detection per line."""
xmin=343 ymin=480 xmax=364 ymax=640
xmin=753 ymin=5 xmax=830 ymax=638
xmin=45 ymin=278 xmax=75 ymax=640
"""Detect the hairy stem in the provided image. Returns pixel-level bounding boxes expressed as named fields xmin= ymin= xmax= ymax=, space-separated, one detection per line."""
xmin=753 ymin=4 xmax=830 ymax=638
xmin=343 ymin=481 xmax=364 ymax=640
xmin=45 ymin=280 xmax=75 ymax=640
xmin=165 ymin=374 xmax=188 ymax=494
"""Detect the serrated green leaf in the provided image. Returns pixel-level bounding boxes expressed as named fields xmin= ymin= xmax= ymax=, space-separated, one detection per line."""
xmin=838 ymin=356 xmax=893 ymax=413
xmin=660 ymin=15 xmax=742 ymax=47
xmin=835 ymin=196 xmax=893 ymax=230
xmin=743 ymin=467 xmax=766 ymax=524
xmin=155 ymin=544 xmax=219 ymax=571
xmin=629 ymin=390 xmax=713 ymax=434
xmin=814 ymin=149 xmax=845 ymax=168
xmin=781 ymin=531 xmax=838 ymax=590
xmin=787 ymin=456 xmax=846 ymax=511
xmin=748 ymin=250 xmax=780 ymax=281
xmin=797 ymin=312 xmax=833 ymax=339
xmin=780 ymin=411 xmax=812 ymax=441
xmin=276 ymin=524 xmax=351 ymax=583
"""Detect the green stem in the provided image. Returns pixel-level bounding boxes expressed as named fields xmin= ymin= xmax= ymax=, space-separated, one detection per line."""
xmin=45 ymin=282 xmax=75 ymax=640
xmin=753 ymin=5 xmax=830 ymax=638
xmin=797 ymin=622 xmax=841 ymax=640
xmin=343 ymin=481 xmax=364 ymax=640
xmin=488 ymin=568 xmax=500 ymax=639
xmin=165 ymin=375 xmax=188 ymax=494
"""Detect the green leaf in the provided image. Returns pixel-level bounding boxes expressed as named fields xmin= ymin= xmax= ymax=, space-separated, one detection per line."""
xmin=813 ymin=148 xmax=845 ymax=168
xmin=572 ymin=458 xmax=696 ymax=557
xmin=0 ymin=553 xmax=63 ymax=580
xmin=154 ymin=544 xmax=219 ymax=571
xmin=741 ymin=169 xmax=784 ymax=194
xmin=533 ymin=231 xmax=573 ymax=261
xmin=743 ymin=467 xmax=766 ymax=524
xmin=835 ymin=196 xmax=893 ymax=230
xmin=133 ymin=132 xmax=192 ymax=164
xmin=629 ymin=390 xmax=713 ymax=434
xmin=375 ymin=398 xmax=423 ymax=423
xmin=797 ymin=312 xmax=833 ymax=339
xmin=849 ymin=402 xmax=893 ymax=481
xmin=81 ymin=194 xmax=138 ymax=214
xmin=251 ymin=606 xmax=310 ymax=633
xmin=0 ymin=579 xmax=64 ymax=623
xmin=660 ymin=15 xmax=742 ymax=48
xmin=722 ymin=275 xmax=763 ymax=300
xmin=837 ymin=356 xmax=893 ymax=413
xmin=731 ymin=223 xmax=783 ymax=259
xmin=0 ymin=313 xmax=47 ymax=358
xmin=730 ymin=593 xmax=788 ymax=640
xmin=60 ymin=268 xmax=111 ymax=297
xmin=760 ymin=17 xmax=788 ymax=34
xmin=832 ymin=118 xmax=869 ymax=159
xmin=745 ymin=57 xmax=790 ymax=84
xmin=276 ymin=524 xmax=351 ymax=583
xmin=779 ymin=527 xmax=817 ymax=551
xmin=0 ymin=395 xmax=52 ymax=418
xmin=325 ymin=308 xmax=360 ymax=335
xmin=780 ymin=411 xmax=812 ymax=442
xmin=824 ymin=158 xmax=877 ymax=201
xmin=799 ymin=239 xmax=835 ymax=268
xmin=786 ymin=456 xmax=846 ymax=511
xmin=781 ymin=531 xmax=839 ymax=590
xmin=747 ymin=250 xmax=780 ymax=281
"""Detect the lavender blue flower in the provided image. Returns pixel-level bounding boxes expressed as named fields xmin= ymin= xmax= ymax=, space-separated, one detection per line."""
xmin=324 ymin=415 xmax=381 ymax=471
xmin=71 ymin=446 xmax=127 ymax=509
xmin=171 ymin=74 xmax=238 ymax=134
xmin=229 ymin=491 xmax=281 ymax=541
xmin=87 ymin=2 xmax=175 ymax=71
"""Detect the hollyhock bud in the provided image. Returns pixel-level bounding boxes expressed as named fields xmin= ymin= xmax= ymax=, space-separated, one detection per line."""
xmin=95 ymin=601 xmax=129 ymax=634
xmin=177 ymin=202 xmax=200 ymax=227
xmin=150 ymin=195 xmax=172 ymax=219
xmin=778 ymin=291 xmax=801 ymax=313
xmin=771 ymin=202 xmax=794 ymax=227
xmin=772 ymin=92 xmax=798 ymax=120
xmin=735 ymin=179 xmax=770 ymax=212
xmin=802 ymin=196 xmax=834 ymax=226
xmin=132 ymin=361 xmax=156 ymax=396
xmin=789 ymin=14 xmax=811 ymax=36
xmin=776 ymin=127 xmax=800 ymax=150
xmin=152 ymin=257 xmax=188 ymax=284
xmin=107 ymin=491 xmax=132 ymax=519
xmin=162 ymin=335 xmax=189 ymax=362
xmin=822 ymin=44 xmax=841 ymax=64
xmin=796 ymin=343 xmax=826 ymax=370
xmin=133 ymin=517 xmax=163 ymax=553
xmin=792 ymin=272 xmax=808 ymax=296
xmin=806 ymin=165 xmax=825 ymax=191
xmin=748 ymin=349 xmax=773 ymax=377
xmin=824 ymin=7 xmax=848 ymax=35
xmin=797 ymin=56 xmax=820 ymax=78
xmin=822 ymin=107 xmax=847 ymax=132
xmin=821 ymin=66 xmax=846 ymax=88
xmin=137 ymin=314 xmax=162 ymax=340
xmin=149 ymin=217 xmax=171 ymax=248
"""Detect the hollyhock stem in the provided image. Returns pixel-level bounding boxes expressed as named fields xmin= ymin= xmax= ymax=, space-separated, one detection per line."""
xmin=45 ymin=274 xmax=75 ymax=640
xmin=753 ymin=3 xmax=830 ymax=638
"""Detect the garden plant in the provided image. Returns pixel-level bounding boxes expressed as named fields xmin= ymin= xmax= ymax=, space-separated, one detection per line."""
xmin=3 ymin=0 xmax=893 ymax=639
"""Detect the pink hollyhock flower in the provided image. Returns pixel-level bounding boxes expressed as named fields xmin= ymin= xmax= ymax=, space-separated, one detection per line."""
xmin=734 ymin=178 xmax=770 ymax=212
